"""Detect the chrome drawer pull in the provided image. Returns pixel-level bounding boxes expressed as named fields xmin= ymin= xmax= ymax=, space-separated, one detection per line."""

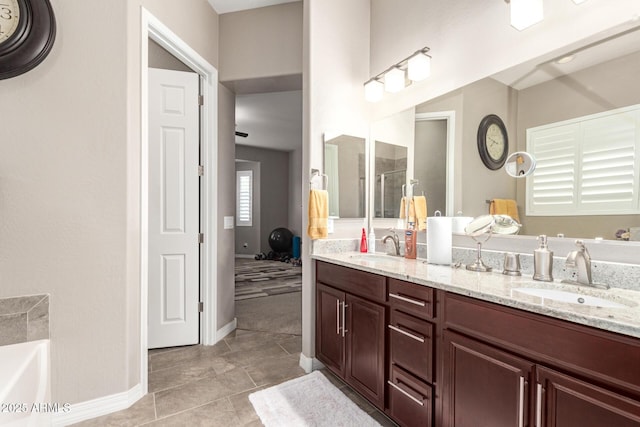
xmin=388 ymin=325 xmax=425 ymax=343
xmin=336 ymin=300 xmax=341 ymax=335
xmin=535 ymin=383 xmax=543 ymax=427
xmin=518 ymin=376 xmax=525 ymax=427
xmin=389 ymin=293 xmax=426 ymax=307
xmin=387 ymin=380 xmax=424 ymax=406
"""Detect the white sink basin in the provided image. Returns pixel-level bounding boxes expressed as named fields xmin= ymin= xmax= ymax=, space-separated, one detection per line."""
xmin=512 ymin=287 xmax=629 ymax=308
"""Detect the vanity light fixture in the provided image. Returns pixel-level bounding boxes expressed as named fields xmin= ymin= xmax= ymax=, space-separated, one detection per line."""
xmin=508 ymin=0 xmax=544 ymax=31
xmin=363 ymin=47 xmax=431 ymax=102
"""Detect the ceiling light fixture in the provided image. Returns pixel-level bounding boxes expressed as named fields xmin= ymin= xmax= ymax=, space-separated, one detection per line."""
xmin=508 ymin=0 xmax=544 ymax=31
xmin=572 ymin=0 xmax=587 ymax=3
xmin=363 ymin=47 xmax=431 ymax=102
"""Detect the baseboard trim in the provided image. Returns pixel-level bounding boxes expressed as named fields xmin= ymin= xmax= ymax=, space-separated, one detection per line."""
xmin=52 ymin=383 xmax=144 ymax=426
xmin=234 ymin=254 xmax=255 ymax=259
xmin=299 ymin=353 xmax=324 ymax=373
xmin=216 ymin=317 xmax=237 ymax=342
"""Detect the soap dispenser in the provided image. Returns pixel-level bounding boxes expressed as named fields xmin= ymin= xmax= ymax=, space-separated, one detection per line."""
xmin=533 ymin=235 xmax=554 ymax=282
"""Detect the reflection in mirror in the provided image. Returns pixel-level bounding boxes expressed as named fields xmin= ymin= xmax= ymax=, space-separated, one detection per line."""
xmin=323 ymin=134 xmax=366 ymax=218
xmin=374 ymin=141 xmax=407 ymax=218
xmin=405 ymin=24 xmax=640 ymax=240
xmin=505 ymin=151 xmax=536 ymax=178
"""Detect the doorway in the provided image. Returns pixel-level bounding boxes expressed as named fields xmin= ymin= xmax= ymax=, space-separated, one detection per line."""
xmin=140 ymin=9 xmax=219 ymax=393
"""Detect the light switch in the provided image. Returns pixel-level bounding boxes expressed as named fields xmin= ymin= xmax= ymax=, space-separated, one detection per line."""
xmin=224 ymin=216 xmax=234 ymax=229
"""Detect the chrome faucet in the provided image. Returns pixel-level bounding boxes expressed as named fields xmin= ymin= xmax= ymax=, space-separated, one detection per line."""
xmin=565 ymin=240 xmax=593 ymax=286
xmin=382 ymin=229 xmax=401 ymax=256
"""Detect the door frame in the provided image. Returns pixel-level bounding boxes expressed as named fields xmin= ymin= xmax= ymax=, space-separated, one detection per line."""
xmin=140 ymin=8 xmax=218 ymax=392
xmin=415 ymin=111 xmax=455 ymax=216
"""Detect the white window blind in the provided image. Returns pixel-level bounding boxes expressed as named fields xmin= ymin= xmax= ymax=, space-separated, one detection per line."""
xmin=236 ymin=170 xmax=253 ymax=226
xmin=526 ymin=104 xmax=640 ymax=216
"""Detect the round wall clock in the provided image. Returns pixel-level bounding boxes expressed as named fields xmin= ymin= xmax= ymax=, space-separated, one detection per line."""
xmin=0 ymin=0 xmax=56 ymax=80
xmin=477 ymin=114 xmax=509 ymax=170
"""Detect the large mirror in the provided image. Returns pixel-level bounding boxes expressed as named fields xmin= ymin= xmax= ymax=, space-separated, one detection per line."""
xmin=372 ymin=23 xmax=640 ymax=241
xmin=323 ymin=133 xmax=366 ymax=218
xmin=370 ymin=108 xmax=454 ymax=225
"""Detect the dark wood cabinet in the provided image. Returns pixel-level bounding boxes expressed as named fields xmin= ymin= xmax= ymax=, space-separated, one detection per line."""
xmin=316 ymin=263 xmax=386 ymax=409
xmin=346 ymin=293 xmax=386 ymax=408
xmin=443 ymin=330 xmax=534 ymax=427
xmin=538 ymin=366 xmax=640 ymax=427
xmin=315 ymin=260 xmax=640 ymax=427
xmin=316 ymin=283 xmax=345 ymax=375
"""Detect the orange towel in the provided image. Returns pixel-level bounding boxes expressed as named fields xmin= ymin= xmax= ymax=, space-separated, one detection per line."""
xmin=413 ymin=196 xmax=427 ymax=231
xmin=307 ymin=190 xmax=328 ymax=239
xmin=490 ymin=199 xmax=520 ymax=223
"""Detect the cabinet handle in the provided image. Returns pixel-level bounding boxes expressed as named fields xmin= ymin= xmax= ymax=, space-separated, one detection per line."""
xmin=535 ymin=382 xmax=543 ymax=427
xmin=518 ymin=376 xmax=525 ymax=427
xmin=389 ymin=293 xmax=426 ymax=307
xmin=387 ymin=380 xmax=424 ymax=407
xmin=341 ymin=302 xmax=348 ymax=337
xmin=388 ymin=324 xmax=425 ymax=343
xmin=335 ymin=300 xmax=341 ymax=335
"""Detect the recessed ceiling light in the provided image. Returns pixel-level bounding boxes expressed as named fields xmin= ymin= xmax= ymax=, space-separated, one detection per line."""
xmin=556 ymin=54 xmax=576 ymax=64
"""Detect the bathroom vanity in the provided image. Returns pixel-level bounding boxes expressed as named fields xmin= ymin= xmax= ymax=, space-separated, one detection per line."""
xmin=313 ymin=254 xmax=640 ymax=427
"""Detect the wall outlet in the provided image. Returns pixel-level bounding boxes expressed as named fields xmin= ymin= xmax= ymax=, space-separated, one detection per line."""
xmin=224 ymin=216 xmax=234 ymax=229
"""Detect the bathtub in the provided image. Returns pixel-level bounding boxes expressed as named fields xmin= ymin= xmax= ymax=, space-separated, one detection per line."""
xmin=0 ymin=339 xmax=51 ymax=427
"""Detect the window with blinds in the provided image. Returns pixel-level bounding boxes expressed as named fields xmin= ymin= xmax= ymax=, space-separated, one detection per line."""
xmin=526 ymin=104 xmax=640 ymax=216
xmin=236 ymin=170 xmax=253 ymax=226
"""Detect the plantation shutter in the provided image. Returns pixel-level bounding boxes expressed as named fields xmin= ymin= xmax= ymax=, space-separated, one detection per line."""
xmin=526 ymin=105 xmax=640 ymax=216
xmin=236 ymin=170 xmax=253 ymax=226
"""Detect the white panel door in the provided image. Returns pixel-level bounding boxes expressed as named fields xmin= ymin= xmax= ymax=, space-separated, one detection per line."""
xmin=148 ymin=68 xmax=200 ymax=349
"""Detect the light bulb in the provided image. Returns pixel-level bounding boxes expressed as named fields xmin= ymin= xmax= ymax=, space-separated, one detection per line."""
xmin=384 ymin=67 xmax=405 ymax=93
xmin=407 ymin=52 xmax=431 ymax=82
xmin=364 ymin=79 xmax=383 ymax=102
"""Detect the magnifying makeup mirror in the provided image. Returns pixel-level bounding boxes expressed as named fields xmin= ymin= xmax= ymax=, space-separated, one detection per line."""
xmin=505 ymin=151 xmax=536 ymax=178
xmin=464 ymin=215 xmax=495 ymax=272
xmin=492 ymin=214 xmax=522 ymax=235
xmin=465 ymin=214 xmax=521 ymax=272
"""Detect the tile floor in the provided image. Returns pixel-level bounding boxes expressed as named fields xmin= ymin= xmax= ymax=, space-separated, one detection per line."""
xmin=73 ymin=328 xmax=396 ymax=426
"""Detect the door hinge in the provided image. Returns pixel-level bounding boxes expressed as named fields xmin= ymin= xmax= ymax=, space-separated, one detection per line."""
xmin=198 ymin=233 xmax=204 ymax=244
xmin=198 ymin=165 xmax=204 ymax=176
xmin=198 ymin=301 xmax=204 ymax=312
xmin=198 ymin=95 xmax=204 ymax=106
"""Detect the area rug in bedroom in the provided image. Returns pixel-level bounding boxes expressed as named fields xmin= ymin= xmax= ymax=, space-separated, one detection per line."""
xmin=249 ymin=371 xmax=381 ymax=427
xmin=235 ymin=259 xmax=302 ymax=300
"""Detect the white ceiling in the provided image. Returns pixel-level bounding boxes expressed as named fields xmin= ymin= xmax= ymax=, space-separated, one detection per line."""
xmin=235 ymin=90 xmax=302 ymax=152
xmin=207 ymin=0 xmax=300 ymax=14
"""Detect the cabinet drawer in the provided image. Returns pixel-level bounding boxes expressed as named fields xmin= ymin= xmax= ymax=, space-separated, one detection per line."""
xmin=316 ymin=261 xmax=386 ymax=303
xmin=389 ymin=278 xmax=434 ymax=319
xmin=390 ymin=310 xmax=434 ymax=384
xmin=388 ymin=365 xmax=433 ymax=427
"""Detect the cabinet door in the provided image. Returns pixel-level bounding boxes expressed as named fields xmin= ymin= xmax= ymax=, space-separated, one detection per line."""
xmin=538 ymin=366 xmax=640 ymax=427
xmin=443 ymin=330 xmax=534 ymax=427
xmin=316 ymin=283 xmax=346 ymax=376
xmin=346 ymin=293 xmax=386 ymax=409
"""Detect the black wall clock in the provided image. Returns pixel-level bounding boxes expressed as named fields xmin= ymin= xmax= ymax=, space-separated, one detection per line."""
xmin=477 ymin=114 xmax=509 ymax=170
xmin=0 ymin=0 xmax=56 ymax=80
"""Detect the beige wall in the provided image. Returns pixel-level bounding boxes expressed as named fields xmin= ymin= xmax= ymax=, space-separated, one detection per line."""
xmin=217 ymin=83 xmax=237 ymax=327
xmin=219 ymin=2 xmax=303 ymax=82
xmin=0 ymin=0 xmax=220 ymax=406
xmin=302 ymin=0 xmax=371 ymax=361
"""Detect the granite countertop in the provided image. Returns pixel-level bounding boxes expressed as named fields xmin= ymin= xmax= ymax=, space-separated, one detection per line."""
xmin=312 ymin=252 xmax=640 ymax=340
